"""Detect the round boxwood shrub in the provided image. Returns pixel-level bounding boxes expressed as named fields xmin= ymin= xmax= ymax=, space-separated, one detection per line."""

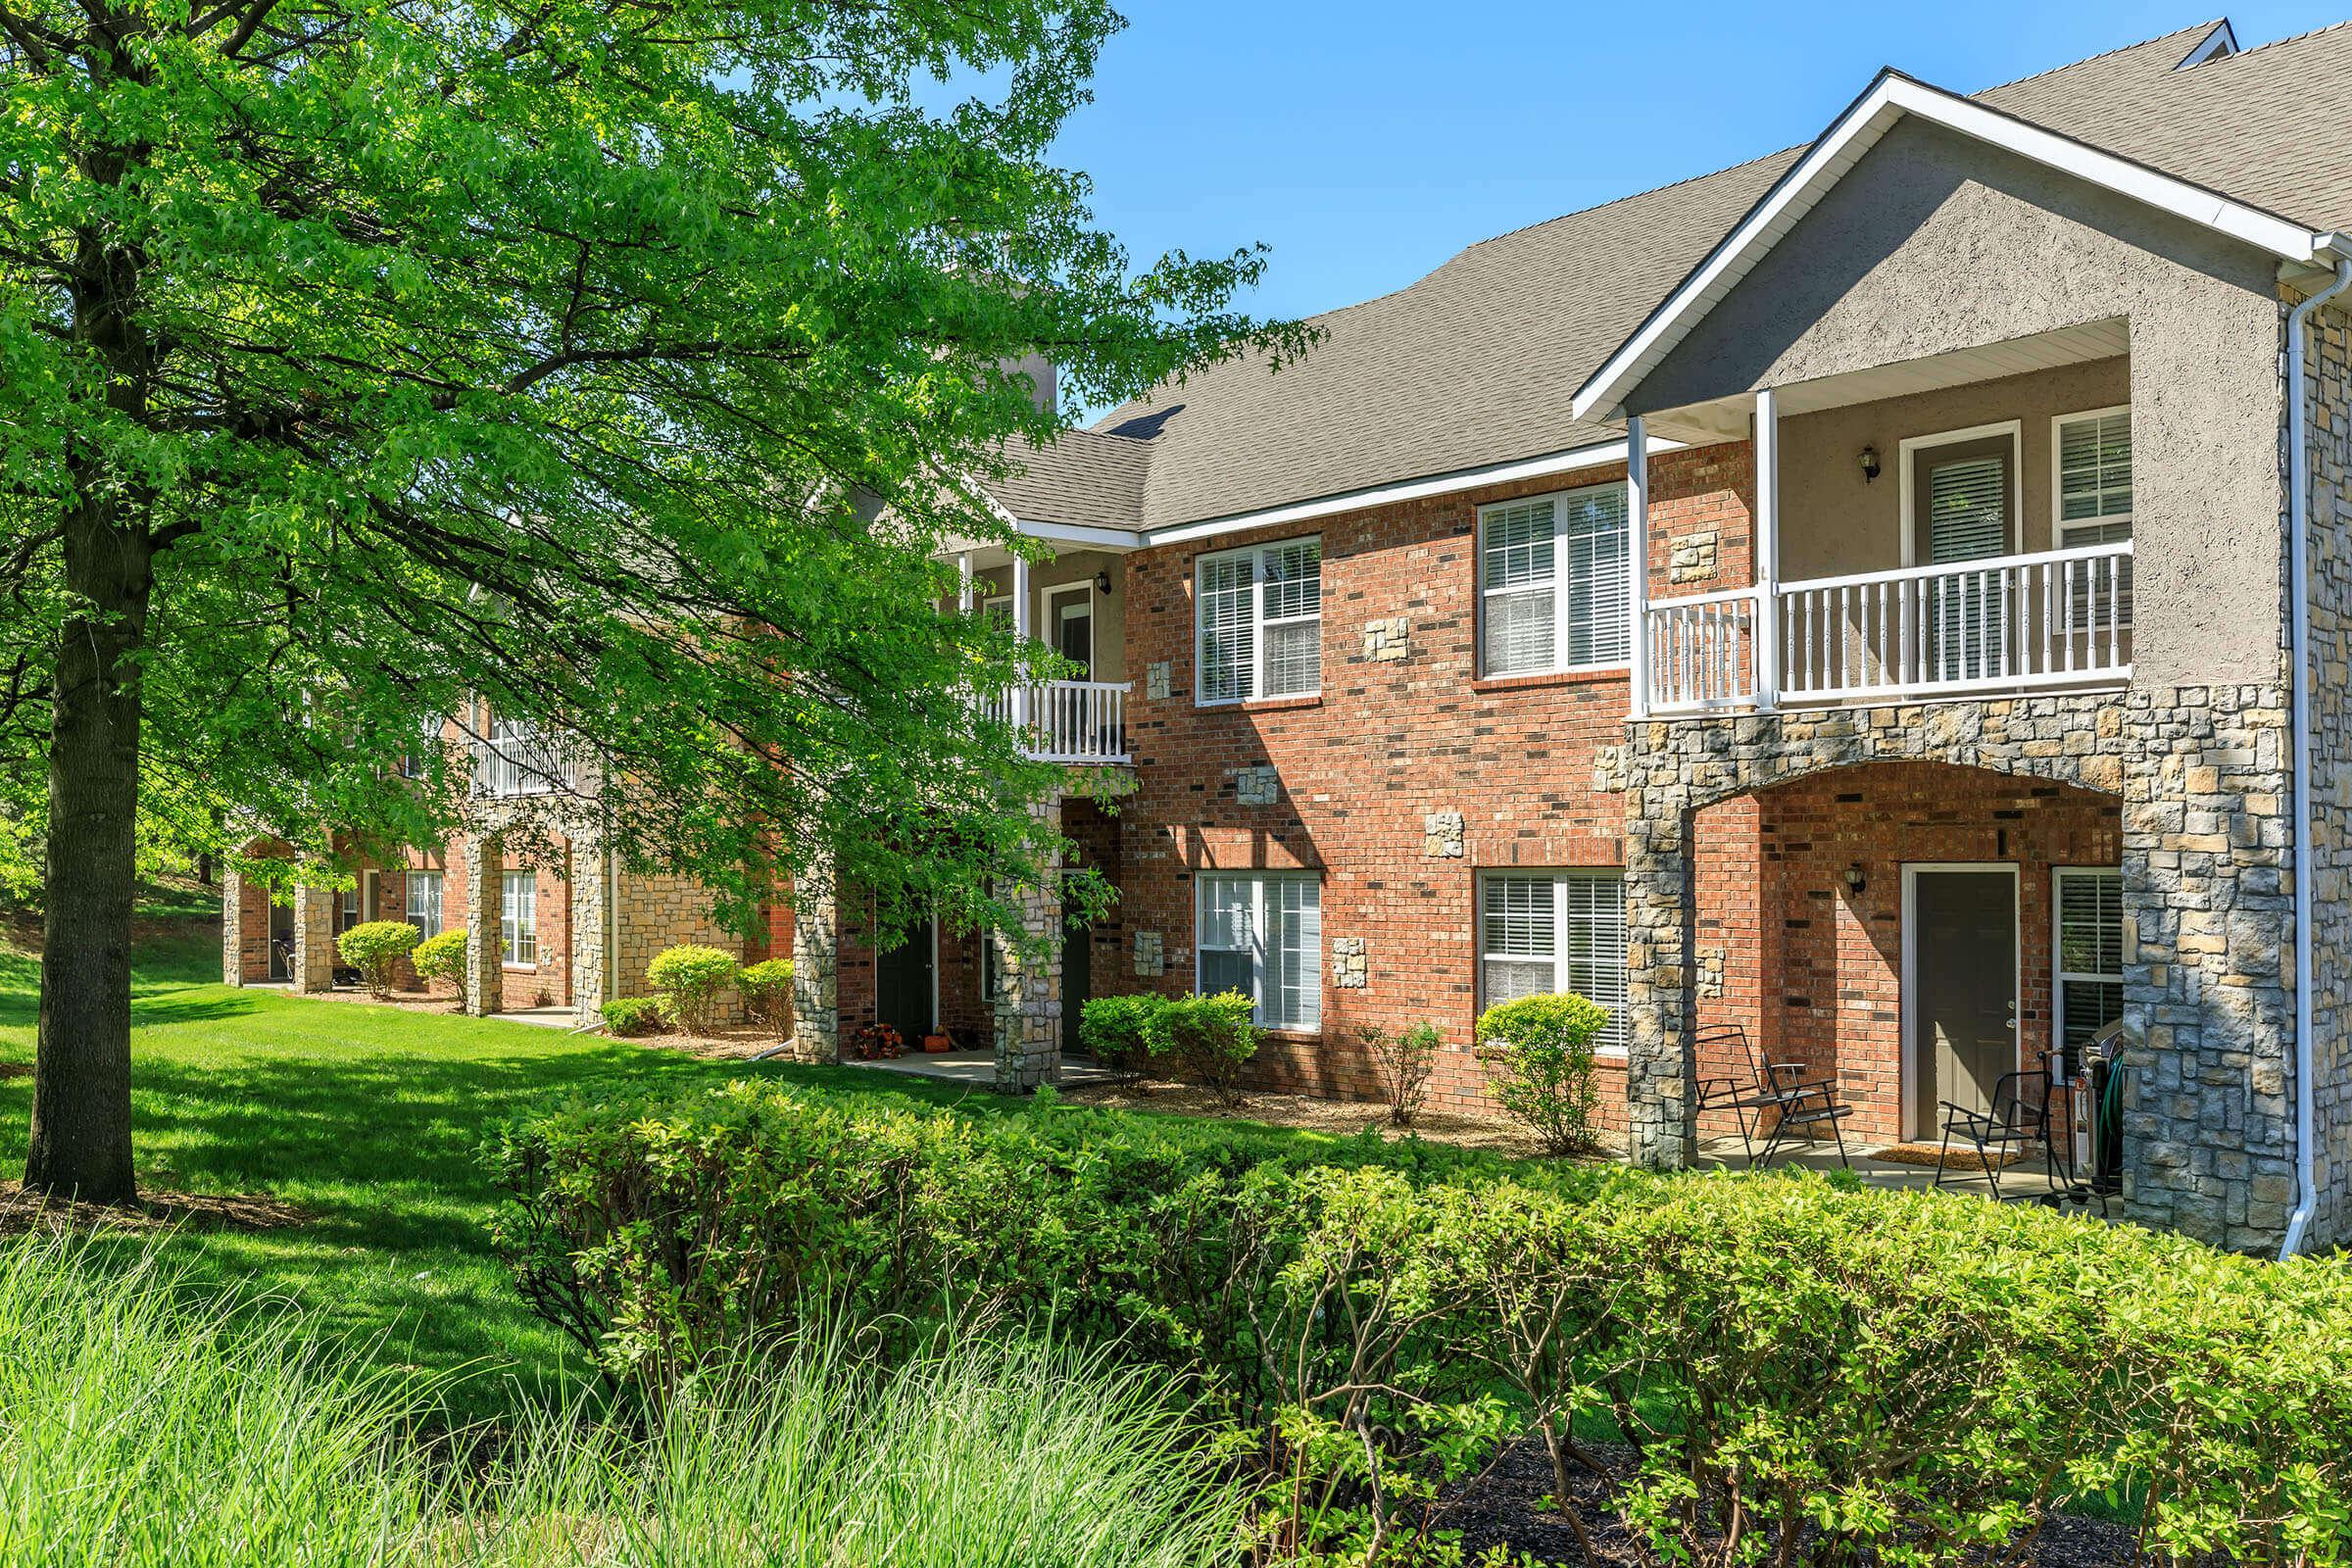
xmin=738 ymin=958 xmax=795 ymax=1037
xmin=1079 ymin=994 xmax=1170 ymax=1070
xmin=410 ymin=927 xmax=468 ymax=1008
xmin=1474 ymin=992 xmax=1611 ymax=1155
xmin=646 ymin=944 xmax=741 ymax=1035
xmin=336 ymin=919 xmax=418 ymax=999
xmin=601 ymin=996 xmax=664 ymax=1037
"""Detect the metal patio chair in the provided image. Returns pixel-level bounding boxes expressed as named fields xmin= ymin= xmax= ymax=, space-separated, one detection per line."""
xmin=1934 ymin=1068 xmax=2061 ymax=1202
xmin=1692 ymin=1023 xmax=1853 ymax=1169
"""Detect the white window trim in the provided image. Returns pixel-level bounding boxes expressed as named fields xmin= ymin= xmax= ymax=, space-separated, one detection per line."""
xmin=2048 ymin=405 xmax=2133 ymax=545
xmin=1476 ymin=869 xmax=1630 ymax=1057
xmin=1475 ymin=483 xmax=1632 ymax=678
xmin=406 ymin=868 xmax=444 ymax=940
xmin=501 ymin=870 xmax=539 ymax=969
xmin=1193 ymin=871 xmax=1322 ymax=1031
xmin=1896 ymin=420 xmax=2024 ymax=566
xmin=2052 ymin=865 xmax=2125 ymax=1052
xmin=1043 ymin=580 xmax=1097 ymax=679
xmin=1193 ymin=535 xmax=1323 ymax=707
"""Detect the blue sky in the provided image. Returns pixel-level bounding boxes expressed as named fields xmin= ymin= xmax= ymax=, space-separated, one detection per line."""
xmin=1051 ymin=3 xmax=2345 ymax=329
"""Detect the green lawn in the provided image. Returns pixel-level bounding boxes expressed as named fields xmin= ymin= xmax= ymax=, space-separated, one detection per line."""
xmin=0 ymin=919 xmax=1165 ymax=1422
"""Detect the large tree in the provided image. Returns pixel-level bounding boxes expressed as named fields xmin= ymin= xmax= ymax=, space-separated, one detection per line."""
xmin=0 ymin=0 xmax=1305 ymax=1200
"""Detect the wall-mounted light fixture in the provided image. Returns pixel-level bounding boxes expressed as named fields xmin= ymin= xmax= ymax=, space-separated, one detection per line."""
xmin=1843 ymin=862 xmax=1868 ymax=898
xmin=1095 ymin=569 xmax=1114 ymax=595
xmin=1858 ymin=446 xmax=1882 ymax=484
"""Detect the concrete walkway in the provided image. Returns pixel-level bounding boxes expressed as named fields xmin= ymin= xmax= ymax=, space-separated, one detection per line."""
xmin=1694 ymin=1132 xmax=2117 ymax=1214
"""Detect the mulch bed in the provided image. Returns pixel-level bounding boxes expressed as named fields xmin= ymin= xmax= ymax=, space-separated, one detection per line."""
xmin=1060 ymin=1076 xmax=1556 ymax=1158
xmin=1440 ymin=1440 xmax=2141 ymax=1567
xmin=0 ymin=1181 xmax=312 ymax=1240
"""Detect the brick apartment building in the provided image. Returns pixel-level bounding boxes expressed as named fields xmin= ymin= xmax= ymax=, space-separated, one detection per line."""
xmin=226 ymin=18 xmax=2352 ymax=1255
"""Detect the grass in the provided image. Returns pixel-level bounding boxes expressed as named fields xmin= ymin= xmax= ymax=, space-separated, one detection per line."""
xmin=0 ymin=917 xmax=1342 ymax=1422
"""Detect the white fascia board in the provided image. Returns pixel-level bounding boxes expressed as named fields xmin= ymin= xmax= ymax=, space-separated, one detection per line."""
xmin=2175 ymin=20 xmax=2237 ymax=69
xmin=1007 ymin=517 xmax=1146 ymax=552
xmin=1131 ymin=435 xmax=1676 ymax=549
xmin=1572 ymin=70 xmax=2335 ymax=423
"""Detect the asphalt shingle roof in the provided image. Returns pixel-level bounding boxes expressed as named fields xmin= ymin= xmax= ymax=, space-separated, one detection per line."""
xmin=990 ymin=19 xmax=2352 ymax=534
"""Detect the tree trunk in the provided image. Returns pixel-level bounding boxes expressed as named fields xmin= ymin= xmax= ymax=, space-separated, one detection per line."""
xmin=24 ymin=505 xmax=152 ymax=1204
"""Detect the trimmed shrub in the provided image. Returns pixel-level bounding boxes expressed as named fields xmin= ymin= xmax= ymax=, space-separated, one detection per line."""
xmin=1155 ymin=991 xmax=1259 ymax=1107
xmin=410 ymin=927 xmax=468 ymax=1008
xmin=1079 ymin=993 xmax=1169 ymax=1069
xmin=1474 ymin=992 xmax=1609 ymax=1155
xmin=600 ymin=996 xmax=664 ymax=1037
xmin=1359 ymin=1019 xmax=1442 ymax=1127
xmin=738 ymin=957 xmax=795 ymax=1037
xmin=334 ymin=919 xmax=417 ymax=999
xmin=646 ymin=943 xmax=740 ymax=1034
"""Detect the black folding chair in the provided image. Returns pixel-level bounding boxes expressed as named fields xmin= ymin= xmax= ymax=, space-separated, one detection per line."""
xmin=1693 ymin=1023 xmax=1853 ymax=1169
xmin=1934 ymin=1068 xmax=2061 ymax=1202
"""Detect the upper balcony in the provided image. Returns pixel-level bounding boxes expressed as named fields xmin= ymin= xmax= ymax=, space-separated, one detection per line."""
xmin=947 ymin=540 xmax=1133 ymax=766
xmin=1625 ymin=328 xmax=2143 ymax=720
xmin=469 ymin=726 xmax=578 ymax=799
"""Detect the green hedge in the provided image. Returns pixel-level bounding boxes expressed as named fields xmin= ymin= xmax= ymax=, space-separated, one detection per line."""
xmin=486 ymin=1080 xmax=2352 ymax=1566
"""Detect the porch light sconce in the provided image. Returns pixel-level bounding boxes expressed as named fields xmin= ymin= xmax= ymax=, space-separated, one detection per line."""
xmin=1095 ymin=569 xmax=1114 ymax=595
xmin=1843 ymin=862 xmax=1867 ymax=898
xmin=1858 ymin=446 xmax=1882 ymax=483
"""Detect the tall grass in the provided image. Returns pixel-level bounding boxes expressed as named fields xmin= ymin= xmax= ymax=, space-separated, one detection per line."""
xmin=0 ymin=1238 xmax=1247 ymax=1567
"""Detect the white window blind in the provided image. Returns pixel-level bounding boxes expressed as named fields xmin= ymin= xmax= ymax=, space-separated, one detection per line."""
xmin=2056 ymin=409 xmax=2133 ymax=626
xmin=502 ymin=871 xmax=538 ymax=966
xmin=1479 ymin=485 xmax=1630 ymax=675
xmin=1195 ymin=872 xmax=1321 ymax=1030
xmin=1479 ymin=871 xmax=1627 ymax=1052
xmin=2055 ymin=868 xmax=2124 ymax=1053
xmin=406 ymin=870 xmax=443 ymax=939
xmin=1196 ymin=537 xmax=1321 ymax=704
xmin=1927 ymin=455 xmax=2009 ymax=563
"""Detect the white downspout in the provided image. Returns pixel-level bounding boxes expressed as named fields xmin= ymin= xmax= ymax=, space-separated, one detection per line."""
xmin=2279 ymin=257 xmax=2352 ymax=1261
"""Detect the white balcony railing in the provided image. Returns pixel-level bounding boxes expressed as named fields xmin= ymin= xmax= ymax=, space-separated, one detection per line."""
xmin=982 ymin=678 xmax=1132 ymax=763
xmin=1644 ymin=540 xmax=2132 ymax=713
xmin=469 ymin=730 xmax=576 ymax=798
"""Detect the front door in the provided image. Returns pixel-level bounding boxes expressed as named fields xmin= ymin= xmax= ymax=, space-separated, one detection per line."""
xmin=267 ymin=897 xmax=294 ymax=981
xmin=1907 ymin=866 xmax=2017 ymax=1138
xmin=873 ymin=918 xmax=936 ymax=1044
xmin=1913 ymin=432 xmax=2016 ymax=681
xmin=1061 ymin=880 xmax=1093 ymax=1059
xmin=1049 ymin=585 xmax=1094 ymax=678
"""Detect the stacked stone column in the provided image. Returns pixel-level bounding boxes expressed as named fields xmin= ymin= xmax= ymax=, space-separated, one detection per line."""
xmin=220 ymin=872 xmax=246 ymax=987
xmin=789 ymin=848 xmax=840 ymax=1063
xmin=567 ymin=833 xmax=608 ymax=1027
xmin=992 ymin=797 xmax=1064 ymax=1094
xmin=1622 ymin=796 xmax=1699 ymax=1169
xmin=463 ymin=836 xmax=505 ymax=1016
xmin=290 ymin=883 xmax=337 ymax=992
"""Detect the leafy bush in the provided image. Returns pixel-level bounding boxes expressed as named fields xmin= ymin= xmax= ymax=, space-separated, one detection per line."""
xmin=1079 ymin=993 xmax=1169 ymax=1069
xmin=646 ymin=943 xmax=740 ymax=1034
xmin=410 ymin=927 xmax=468 ymax=1008
xmin=601 ymin=996 xmax=664 ymax=1037
xmin=1474 ymin=992 xmax=1609 ymax=1155
xmin=335 ymin=919 xmax=417 ymax=999
xmin=1155 ymin=991 xmax=1260 ymax=1107
xmin=1358 ymin=1019 xmax=1443 ymax=1127
xmin=738 ymin=957 xmax=795 ymax=1037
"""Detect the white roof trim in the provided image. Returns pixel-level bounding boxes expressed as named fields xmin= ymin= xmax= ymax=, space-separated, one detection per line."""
xmin=1120 ymin=434 xmax=1680 ymax=549
xmin=2174 ymin=20 xmax=2237 ymax=70
xmin=1572 ymin=69 xmax=2341 ymax=423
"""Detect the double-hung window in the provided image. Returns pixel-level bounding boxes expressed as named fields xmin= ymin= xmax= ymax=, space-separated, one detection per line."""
xmin=1479 ymin=485 xmax=1630 ymax=676
xmin=405 ymin=870 xmax=444 ymax=939
xmin=1196 ymin=872 xmax=1321 ymax=1030
xmin=2054 ymin=867 xmax=2124 ymax=1052
xmin=2053 ymin=407 xmax=2132 ymax=626
xmin=1478 ymin=871 xmax=1628 ymax=1052
xmin=1196 ymin=537 xmax=1322 ymax=704
xmin=502 ymin=871 xmax=539 ymax=966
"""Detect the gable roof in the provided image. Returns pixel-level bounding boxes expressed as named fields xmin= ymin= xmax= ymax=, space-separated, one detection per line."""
xmin=983 ymin=427 xmax=1153 ymax=531
xmin=990 ymin=19 xmax=2352 ymax=538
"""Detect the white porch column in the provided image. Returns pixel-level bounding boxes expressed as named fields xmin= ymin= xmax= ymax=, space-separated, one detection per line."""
xmin=1627 ymin=415 xmax=1650 ymax=720
xmin=957 ymin=551 xmax=974 ymax=614
xmin=1753 ymin=387 xmax=1782 ymax=711
xmin=1009 ymin=554 xmax=1033 ymax=734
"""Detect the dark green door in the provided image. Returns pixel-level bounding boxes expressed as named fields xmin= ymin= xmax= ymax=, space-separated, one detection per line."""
xmin=874 ymin=919 xmax=936 ymax=1042
xmin=1062 ymin=912 xmax=1093 ymax=1058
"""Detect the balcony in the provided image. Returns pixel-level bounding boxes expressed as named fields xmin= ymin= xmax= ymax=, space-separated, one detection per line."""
xmin=1643 ymin=540 xmax=2132 ymax=714
xmin=469 ymin=730 xmax=577 ymax=798
xmin=982 ymin=678 xmax=1132 ymax=764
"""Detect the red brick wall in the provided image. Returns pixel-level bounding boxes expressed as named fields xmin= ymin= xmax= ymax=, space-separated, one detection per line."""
xmin=1093 ymin=445 xmax=1753 ymax=1120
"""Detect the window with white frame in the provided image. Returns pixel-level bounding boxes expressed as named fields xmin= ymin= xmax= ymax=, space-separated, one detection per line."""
xmin=405 ymin=870 xmax=444 ymax=939
xmin=502 ymin=871 xmax=538 ymax=966
xmin=2054 ymin=867 xmax=2123 ymax=1053
xmin=1196 ymin=537 xmax=1322 ymax=704
xmin=1195 ymin=872 xmax=1321 ymax=1030
xmin=1479 ymin=485 xmax=1630 ymax=677
xmin=338 ymin=886 xmax=360 ymax=934
xmin=2055 ymin=407 xmax=2132 ymax=625
xmin=1479 ymin=871 xmax=1628 ymax=1052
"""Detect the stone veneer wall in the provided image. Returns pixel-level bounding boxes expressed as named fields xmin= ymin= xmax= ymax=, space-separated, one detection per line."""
xmin=1620 ymin=686 xmax=2296 ymax=1253
xmin=992 ymin=795 xmax=1063 ymax=1091
xmin=2298 ymin=290 xmax=2352 ymax=1250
